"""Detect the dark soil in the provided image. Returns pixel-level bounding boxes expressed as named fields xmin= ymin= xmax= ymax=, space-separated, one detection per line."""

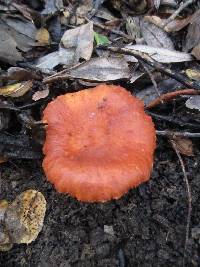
xmin=0 ymin=137 xmax=200 ymax=267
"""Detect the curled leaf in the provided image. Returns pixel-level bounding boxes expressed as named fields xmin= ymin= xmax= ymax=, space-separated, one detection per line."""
xmin=172 ymin=136 xmax=194 ymax=156
xmin=32 ymin=88 xmax=49 ymax=101
xmin=186 ymin=69 xmax=200 ymax=81
xmin=0 ymin=81 xmax=33 ymax=98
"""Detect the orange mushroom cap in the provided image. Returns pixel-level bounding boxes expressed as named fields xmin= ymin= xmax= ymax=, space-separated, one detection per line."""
xmin=42 ymin=84 xmax=156 ymax=202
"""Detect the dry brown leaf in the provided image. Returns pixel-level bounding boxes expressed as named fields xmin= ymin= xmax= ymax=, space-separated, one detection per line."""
xmin=6 ymin=67 xmax=40 ymax=81
xmin=144 ymin=15 xmax=193 ymax=33
xmin=32 ymin=89 xmax=49 ymax=101
xmin=0 ymin=81 xmax=32 ymax=98
xmin=4 ymin=190 xmax=46 ymax=244
xmin=0 ymin=157 xmax=7 ymax=164
xmin=35 ymin=28 xmax=50 ymax=45
xmin=186 ymin=69 xmax=200 ymax=81
xmin=172 ymin=136 xmax=194 ymax=156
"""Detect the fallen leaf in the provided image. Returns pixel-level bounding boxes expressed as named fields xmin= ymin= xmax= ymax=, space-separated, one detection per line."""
xmin=192 ymin=44 xmax=200 ymax=60
xmin=61 ymin=22 xmax=93 ymax=62
xmin=141 ymin=20 xmax=174 ymax=50
xmin=0 ymin=157 xmax=7 ymax=164
xmin=153 ymin=0 xmax=161 ymax=9
xmin=32 ymin=88 xmax=49 ymax=101
xmin=1 ymin=15 xmax=37 ymax=52
xmin=6 ymin=67 xmax=40 ymax=81
xmin=125 ymin=44 xmax=192 ymax=63
xmin=96 ymin=7 xmax=116 ymax=21
xmin=68 ymin=57 xmax=130 ymax=81
xmin=94 ymin=32 xmax=110 ymax=46
xmin=35 ymin=47 xmax=74 ymax=70
xmin=136 ymin=78 xmax=182 ymax=105
xmin=36 ymin=22 xmax=94 ymax=70
xmin=42 ymin=0 xmax=63 ymax=15
xmin=35 ymin=28 xmax=50 ymax=45
xmin=0 ymin=22 xmax=23 ymax=64
xmin=4 ymin=190 xmax=46 ymax=245
xmin=172 ymin=136 xmax=194 ymax=156
xmin=186 ymin=95 xmax=200 ymax=111
xmin=144 ymin=15 xmax=193 ymax=33
xmin=184 ymin=10 xmax=200 ymax=52
xmin=0 ymin=81 xmax=32 ymax=98
xmin=75 ymin=0 xmax=93 ymax=22
xmin=186 ymin=69 xmax=200 ymax=81
xmin=126 ymin=17 xmax=141 ymax=40
xmin=160 ymin=0 xmax=177 ymax=7
xmin=130 ymin=71 xmax=145 ymax=83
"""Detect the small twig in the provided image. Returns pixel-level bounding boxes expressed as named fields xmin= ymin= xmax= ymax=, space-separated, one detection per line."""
xmin=170 ymin=139 xmax=192 ymax=267
xmin=140 ymin=62 xmax=161 ymax=97
xmin=98 ymin=45 xmax=200 ymax=90
xmin=146 ymin=89 xmax=199 ymax=109
xmin=162 ymin=0 xmax=194 ymax=28
xmin=85 ymin=17 xmax=134 ymax=41
xmin=157 ymin=130 xmax=200 ymax=138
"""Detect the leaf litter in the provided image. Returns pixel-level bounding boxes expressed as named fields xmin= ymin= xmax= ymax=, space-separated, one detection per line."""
xmin=0 ymin=0 xmax=200 ymax=266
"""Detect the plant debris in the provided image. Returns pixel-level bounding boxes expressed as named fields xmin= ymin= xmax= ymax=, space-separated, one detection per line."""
xmin=0 ymin=190 xmax=46 ymax=251
xmin=1 ymin=0 xmax=200 ymax=265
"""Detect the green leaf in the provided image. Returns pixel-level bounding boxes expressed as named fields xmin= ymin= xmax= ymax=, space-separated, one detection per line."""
xmin=94 ymin=32 xmax=110 ymax=46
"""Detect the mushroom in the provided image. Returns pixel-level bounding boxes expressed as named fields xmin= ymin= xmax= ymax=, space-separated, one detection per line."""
xmin=42 ymin=84 xmax=156 ymax=202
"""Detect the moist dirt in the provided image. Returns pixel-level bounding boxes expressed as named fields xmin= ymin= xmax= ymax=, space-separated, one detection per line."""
xmin=0 ymin=137 xmax=200 ymax=267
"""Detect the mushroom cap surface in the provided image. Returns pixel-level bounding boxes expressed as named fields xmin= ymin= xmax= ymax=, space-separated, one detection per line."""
xmin=42 ymin=84 xmax=156 ymax=202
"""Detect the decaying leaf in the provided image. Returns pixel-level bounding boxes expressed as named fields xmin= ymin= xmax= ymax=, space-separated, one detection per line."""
xmin=0 ymin=199 xmax=11 ymax=251
xmin=0 ymin=81 xmax=32 ymax=98
xmin=42 ymin=0 xmax=64 ymax=15
xmin=153 ymin=0 xmax=161 ymax=9
xmin=1 ymin=15 xmax=37 ymax=52
xmin=186 ymin=69 xmax=200 ymax=81
xmin=61 ymin=22 xmax=93 ymax=62
xmin=125 ymin=45 xmax=192 ymax=63
xmin=184 ymin=10 xmax=200 ymax=52
xmin=35 ymin=28 xmax=50 ymax=45
xmin=172 ymin=136 xmax=194 ymax=156
xmin=0 ymin=22 xmax=23 ymax=64
xmin=126 ymin=17 xmax=141 ymax=40
xmin=0 ymin=157 xmax=7 ymax=164
xmin=67 ymin=57 xmax=130 ymax=81
xmin=6 ymin=67 xmax=40 ymax=81
xmin=36 ymin=22 xmax=94 ymax=70
xmin=192 ymin=44 xmax=200 ymax=60
xmin=136 ymin=78 xmax=181 ymax=105
xmin=3 ymin=190 xmax=46 ymax=246
xmin=144 ymin=15 xmax=193 ymax=33
xmin=141 ymin=20 xmax=174 ymax=50
xmin=186 ymin=96 xmax=200 ymax=111
xmin=0 ymin=200 xmax=9 ymax=221
xmin=32 ymin=88 xmax=49 ymax=101
xmin=35 ymin=47 xmax=74 ymax=70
